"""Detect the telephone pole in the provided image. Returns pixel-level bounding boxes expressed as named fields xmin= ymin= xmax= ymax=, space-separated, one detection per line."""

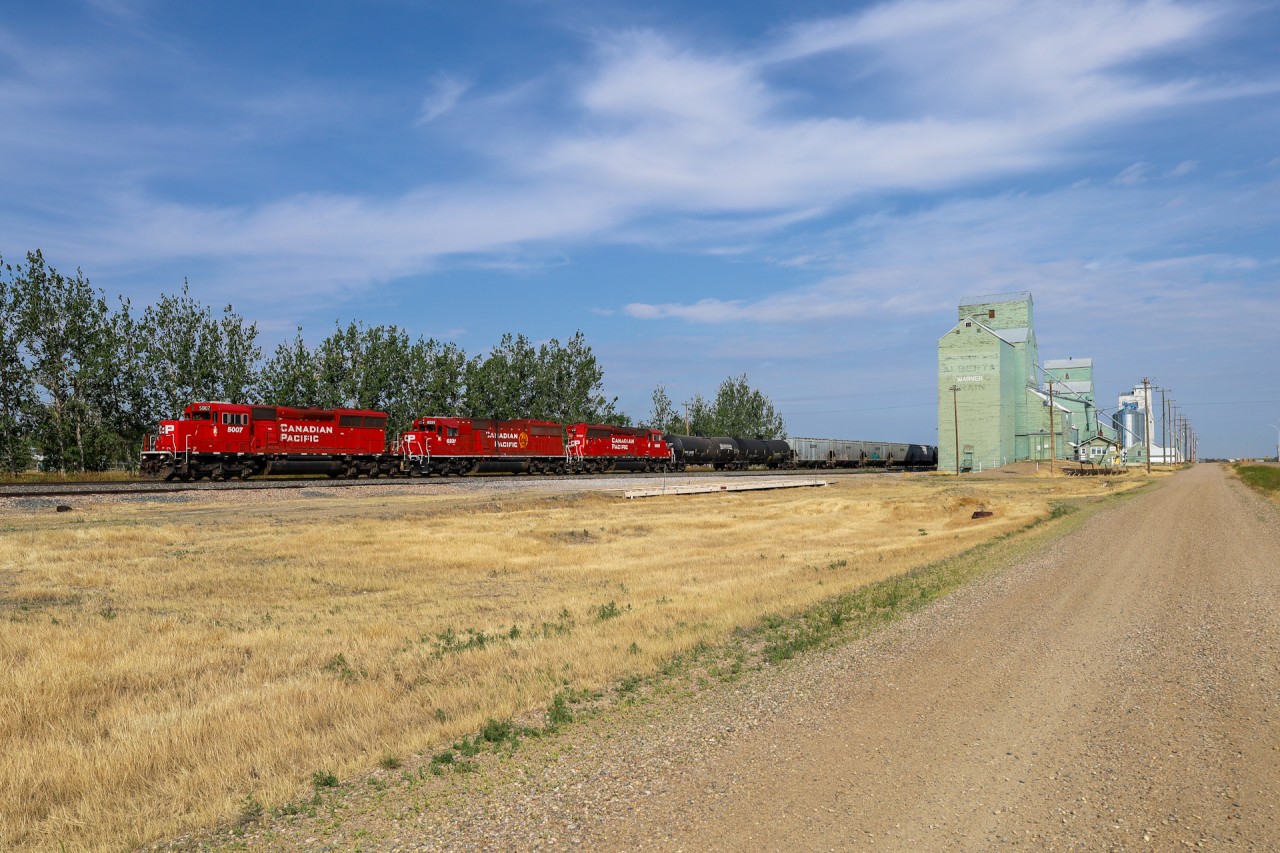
xmin=1160 ymin=386 xmax=1168 ymax=466
xmin=1142 ymin=378 xmax=1152 ymax=474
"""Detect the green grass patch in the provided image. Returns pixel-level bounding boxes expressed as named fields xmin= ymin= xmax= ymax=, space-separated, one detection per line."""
xmin=1235 ymin=464 xmax=1280 ymax=495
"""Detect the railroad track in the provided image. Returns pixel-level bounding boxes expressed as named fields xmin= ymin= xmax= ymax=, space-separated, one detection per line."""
xmin=0 ymin=467 xmax=909 ymax=501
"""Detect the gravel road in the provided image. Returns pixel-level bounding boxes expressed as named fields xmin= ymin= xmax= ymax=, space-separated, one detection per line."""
xmin=191 ymin=464 xmax=1280 ymax=851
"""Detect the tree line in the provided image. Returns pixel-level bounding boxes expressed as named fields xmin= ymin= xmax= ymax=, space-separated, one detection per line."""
xmin=644 ymin=375 xmax=786 ymax=439
xmin=0 ymin=250 xmax=623 ymax=473
xmin=1 ymin=249 xmax=787 ymax=473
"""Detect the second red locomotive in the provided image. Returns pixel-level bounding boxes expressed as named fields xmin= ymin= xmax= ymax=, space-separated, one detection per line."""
xmin=399 ymin=417 xmax=568 ymax=475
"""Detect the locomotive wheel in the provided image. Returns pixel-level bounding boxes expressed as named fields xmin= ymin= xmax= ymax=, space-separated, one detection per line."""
xmin=238 ymin=469 xmax=251 ymax=480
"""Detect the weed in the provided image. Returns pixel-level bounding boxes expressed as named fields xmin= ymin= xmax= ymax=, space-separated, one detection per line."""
xmin=546 ymin=693 xmax=573 ymax=729
xmin=322 ymin=653 xmax=358 ymax=683
xmin=595 ymin=601 xmax=623 ymax=621
xmin=311 ymin=771 xmax=339 ymax=789
xmin=433 ymin=708 xmax=448 ymax=723
xmin=480 ymin=718 xmax=514 ymax=744
xmin=1049 ymin=503 xmax=1078 ymax=519
xmin=238 ymin=796 xmax=264 ymax=825
xmin=628 ymin=642 xmax=641 ymax=655
xmin=427 ymin=627 xmax=495 ymax=658
xmin=453 ymin=735 xmax=482 ymax=757
xmin=378 ymin=755 xmax=401 ymax=770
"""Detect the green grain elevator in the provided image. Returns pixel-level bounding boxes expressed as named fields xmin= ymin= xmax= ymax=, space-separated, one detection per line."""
xmin=937 ymin=292 xmax=1040 ymax=472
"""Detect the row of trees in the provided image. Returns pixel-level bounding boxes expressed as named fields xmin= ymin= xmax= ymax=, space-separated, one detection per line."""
xmin=645 ymin=375 xmax=786 ymax=439
xmin=1 ymin=248 xmax=787 ymax=473
xmin=0 ymin=251 xmax=623 ymax=473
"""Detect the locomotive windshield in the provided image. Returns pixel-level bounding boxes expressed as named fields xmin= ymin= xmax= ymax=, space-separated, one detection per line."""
xmin=185 ymin=411 xmax=212 ymax=421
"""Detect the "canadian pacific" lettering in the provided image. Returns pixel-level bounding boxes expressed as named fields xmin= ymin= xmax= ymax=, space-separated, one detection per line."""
xmin=280 ymin=423 xmax=334 ymax=444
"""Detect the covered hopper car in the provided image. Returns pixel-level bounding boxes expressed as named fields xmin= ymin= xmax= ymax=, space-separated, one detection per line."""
xmin=787 ymin=437 xmax=937 ymax=469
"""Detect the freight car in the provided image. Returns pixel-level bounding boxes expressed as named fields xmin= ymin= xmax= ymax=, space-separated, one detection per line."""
xmin=140 ymin=402 xmax=396 ymax=480
xmin=663 ymin=434 xmax=736 ymax=470
xmin=787 ymin=437 xmax=937 ymax=469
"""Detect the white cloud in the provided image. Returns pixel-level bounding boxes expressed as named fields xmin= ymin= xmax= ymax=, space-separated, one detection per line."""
xmin=0 ymin=1 xmax=1271 ymax=307
xmin=416 ymin=74 xmax=470 ymax=125
xmin=1114 ymin=162 xmax=1151 ymax=185
xmin=623 ymin=180 xmax=1277 ymax=330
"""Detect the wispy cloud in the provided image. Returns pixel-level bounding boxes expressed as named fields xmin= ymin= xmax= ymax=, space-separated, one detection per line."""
xmin=416 ymin=74 xmax=470 ymax=125
xmin=0 ymin=0 xmax=1272 ymax=307
xmin=623 ymin=178 xmax=1279 ymax=331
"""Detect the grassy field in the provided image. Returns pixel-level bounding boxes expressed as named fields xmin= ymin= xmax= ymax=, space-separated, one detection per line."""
xmin=1 ymin=473 xmax=1131 ymax=850
xmin=1234 ymin=462 xmax=1280 ymax=497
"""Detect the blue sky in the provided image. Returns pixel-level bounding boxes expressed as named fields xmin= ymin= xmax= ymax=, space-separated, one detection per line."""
xmin=3 ymin=0 xmax=1278 ymax=458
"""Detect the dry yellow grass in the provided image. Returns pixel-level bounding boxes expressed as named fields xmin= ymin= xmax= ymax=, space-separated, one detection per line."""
xmin=0 ymin=474 xmax=1129 ymax=850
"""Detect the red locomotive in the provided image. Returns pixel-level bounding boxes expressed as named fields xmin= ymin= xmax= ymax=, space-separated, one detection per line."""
xmin=399 ymin=417 xmax=567 ymax=475
xmin=140 ymin=402 xmax=395 ymax=480
xmin=565 ymin=423 xmax=671 ymax=473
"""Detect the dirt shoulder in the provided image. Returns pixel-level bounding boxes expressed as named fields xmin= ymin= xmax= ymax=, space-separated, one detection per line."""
xmin=176 ymin=465 xmax=1280 ymax=851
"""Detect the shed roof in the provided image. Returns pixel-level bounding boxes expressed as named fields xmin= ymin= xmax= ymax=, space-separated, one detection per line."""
xmin=958 ymin=291 xmax=1032 ymax=307
xmin=994 ymin=327 xmax=1029 ymax=344
xmin=1045 ymin=358 xmax=1093 ymax=369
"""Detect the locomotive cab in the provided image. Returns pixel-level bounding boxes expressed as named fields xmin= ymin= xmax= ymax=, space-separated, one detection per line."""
xmin=142 ymin=402 xmax=253 ymax=480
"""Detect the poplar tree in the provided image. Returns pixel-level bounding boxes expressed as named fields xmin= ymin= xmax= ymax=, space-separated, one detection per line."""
xmin=17 ymin=251 xmax=126 ymax=471
xmin=259 ymin=327 xmax=321 ymax=406
xmin=141 ymin=282 xmax=225 ymax=419
xmin=0 ymin=256 xmax=35 ymax=472
xmin=647 ymin=374 xmax=785 ymax=438
xmin=644 ymin=384 xmax=681 ymax=434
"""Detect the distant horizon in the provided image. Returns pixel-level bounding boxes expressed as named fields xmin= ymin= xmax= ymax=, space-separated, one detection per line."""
xmin=3 ymin=0 xmax=1277 ymax=456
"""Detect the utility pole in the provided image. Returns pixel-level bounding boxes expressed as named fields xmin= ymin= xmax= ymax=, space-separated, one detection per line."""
xmin=682 ymin=401 xmax=690 ymax=436
xmin=1142 ymin=378 xmax=1152 ymax=474
xmin=1048 ymin=380 xmax=1056 ymax=475
xmin=949 ymin=384 xmax=960 ymax=476
xmin=1160 ymin=386 xmax=1168 ymax=466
